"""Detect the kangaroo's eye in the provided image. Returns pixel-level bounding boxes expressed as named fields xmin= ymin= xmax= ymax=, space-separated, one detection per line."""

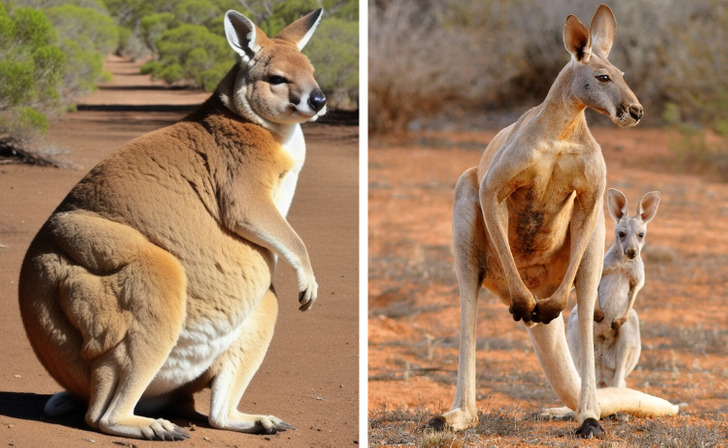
xmin=618 ymin=231 xmax=626 ymax=238
xmin=638 ymin=233 xmax=645 ymax=238
xmin=596 ymin=74 xmax=611 ymax=82
xmin=269 ymin=75 xmax=288 ymax=85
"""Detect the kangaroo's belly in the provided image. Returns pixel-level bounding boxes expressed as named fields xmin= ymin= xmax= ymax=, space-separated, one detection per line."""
xmin=507 ymin=188 xmax=575 ymax=262
xmin=145 ymin=240 xmax=273 ymax=396
xmin=146 ymin=318 xmax=246 ymax=396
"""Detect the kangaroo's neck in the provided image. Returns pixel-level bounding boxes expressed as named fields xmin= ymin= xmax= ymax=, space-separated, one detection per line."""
xmin=536 ymin=62 xmax=589 ymax=141
xmin=188 ymin=91 xmax=307 ymax=218
xmin=213 ymin=64 xmax=300 ymax=143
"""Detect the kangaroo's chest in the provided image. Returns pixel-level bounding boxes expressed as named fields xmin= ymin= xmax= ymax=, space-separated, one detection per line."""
xmin=506 ymin=147 xmax=602 ymax=259
xmin=274 ymin=125 xmax=306 ymax=217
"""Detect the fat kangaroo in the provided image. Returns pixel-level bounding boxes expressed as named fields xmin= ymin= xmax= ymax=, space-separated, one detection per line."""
xmin=433 ymin=4 xmax=677 ymax=438
xmin=19 ymin=9 xmax=326 ymax=441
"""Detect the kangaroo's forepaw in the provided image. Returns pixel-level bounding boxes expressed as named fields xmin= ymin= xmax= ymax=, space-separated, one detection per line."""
xmin=509 ymin=300 xmax=536 ymax=323
xmin=575 ymin=418 xmax=603 ymax=439
xmin=529 ymin=300 xmax=563 ymax=324
xmin=298 ymin=277 xmax=318 ymax=311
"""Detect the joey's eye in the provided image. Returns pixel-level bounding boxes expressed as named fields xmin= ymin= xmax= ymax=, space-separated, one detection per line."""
xmin=269 ymin=75 xmax=288 ymax=85
xmin=618 ymin=231 xmax=626 ymax=238
xmin=596 ymin=74 xmax=611 ymax=82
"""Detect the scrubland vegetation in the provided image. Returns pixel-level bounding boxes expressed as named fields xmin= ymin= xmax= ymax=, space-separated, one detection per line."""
xmin=0 ymin=0 xmax=358 ymax=148
xmin=369 ymin=0 xmax=728 ymax=138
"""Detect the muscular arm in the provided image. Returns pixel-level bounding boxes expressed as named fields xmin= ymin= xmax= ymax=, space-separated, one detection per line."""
xmin=479 ymin=151 xmax=537 ymax=321
xmin=218 ymin=168 xmax=317 ymax=310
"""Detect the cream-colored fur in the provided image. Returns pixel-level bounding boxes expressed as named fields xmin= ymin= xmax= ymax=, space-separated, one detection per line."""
xmin=18 ymin=9 xmax=327 ymax=441
xmin=433 ymin=5 xmax=677 ymax=438
xmin=568 ymin=189 xmax=660 ymax=389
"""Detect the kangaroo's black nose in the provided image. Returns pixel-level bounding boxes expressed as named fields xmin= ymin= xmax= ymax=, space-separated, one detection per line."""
xmin=629 ymin=105 xmax=643 ymax=121
xmin=308 ymin=89 xmax=327 ymax=112
xmin=625 ymin=248 xmax=637 ymax=259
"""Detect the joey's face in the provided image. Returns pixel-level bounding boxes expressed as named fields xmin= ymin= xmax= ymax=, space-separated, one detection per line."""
xmin=613 ymin=217 xmax=646 ymax=260
xmin=242 ymin=41 xmax=326 ymax=125
xmin=572 ymin=55 xmax=643 ymax=127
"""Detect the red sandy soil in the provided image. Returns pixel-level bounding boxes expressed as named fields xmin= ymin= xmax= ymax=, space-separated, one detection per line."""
xmin=0 ymin=56 xmax=359 ymax=447
xmin=368 ymin=125 xmax=728 ymax=445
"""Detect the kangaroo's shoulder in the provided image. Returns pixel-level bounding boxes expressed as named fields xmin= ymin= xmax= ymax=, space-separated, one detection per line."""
xmin=191 ymin=99 xmax=298 ymax=175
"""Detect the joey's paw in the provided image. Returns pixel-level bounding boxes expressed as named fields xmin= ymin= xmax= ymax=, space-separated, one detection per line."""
xmin=298 ymin=276 xmax=318 ymax=311
xmin=141 ymin=419 xmax=190 ymax=441
xmin=530 ymin=300 xmax=563 ymax=324
xmin=593 ymin=309 xmax=604 ymax=323
xmin=575 ymin=418 xmax=603 ymax=439
xmin=611 ymin=317 xmax=626 ymax=331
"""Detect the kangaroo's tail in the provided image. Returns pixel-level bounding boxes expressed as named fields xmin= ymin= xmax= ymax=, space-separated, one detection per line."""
xmin=44 ymin=391 xmax=84 ymax=417
xmin=597 ymin=387 xmax=679 ymax=417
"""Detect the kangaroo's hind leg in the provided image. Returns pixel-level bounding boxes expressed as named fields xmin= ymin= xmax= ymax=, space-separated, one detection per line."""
xmin=432 ymin=168 xmax=487 ymax=431
xmin=611 ymin=310 xmax=641 ymax=388
xmin=571 ymin=204 xmax=606 ymax=437
xmin=52 ymin=211 xmax=189 ymax=440
xmin=207 ymin=288 xmax=290 ymax=434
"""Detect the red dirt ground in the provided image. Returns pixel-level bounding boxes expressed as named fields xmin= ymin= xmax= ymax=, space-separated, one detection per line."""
xmin=0 ymin=56 xmax=359 ymax=447
xmin=368 ymin=125 xmax=728 ymax=446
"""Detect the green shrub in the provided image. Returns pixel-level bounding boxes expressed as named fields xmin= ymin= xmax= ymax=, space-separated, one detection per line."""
xmin=305 ymin=17 xmax=358 ymax=109
xmin=129 ymin=0 xmax=358 ymax=105
xmin=0 ymin=4 xmax=65 ymax=139
xmin=44 ymin=4 xmax=118 ymax=55
xmin=17 ymin=107 xmax=49 ymax=135
xmin=143 ymin=23 xmax=230 ymax=91
xmin=140 ymin=12 xmax=177 ymax=57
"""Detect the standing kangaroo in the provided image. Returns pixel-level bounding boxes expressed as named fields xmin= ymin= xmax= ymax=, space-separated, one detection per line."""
xmin=568 ymin=189 xmax=660 ymax=389
xmin=18 ymin=9 xmax=326 ymax=441
xmin=431 ymin=5 xmax=677 ymax=438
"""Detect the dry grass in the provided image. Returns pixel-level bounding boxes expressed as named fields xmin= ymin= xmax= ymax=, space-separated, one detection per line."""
xmin=369 ymin=406 xmax=728 ymax=447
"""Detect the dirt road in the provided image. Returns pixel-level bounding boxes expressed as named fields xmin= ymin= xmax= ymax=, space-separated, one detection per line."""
xmin=0 ymin=56 xmax=359 ymax=447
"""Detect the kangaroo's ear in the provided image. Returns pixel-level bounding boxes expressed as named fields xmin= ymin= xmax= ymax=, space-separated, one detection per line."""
xmin=275 ymin=8 xmax=323 ymax=50
xmin=563 ymin=14 xmax=591 ymax=63
xmin=607 ymin=188 xmax=628 ymax=222
xmin=225 ymin=10 xmax=267 ymax=62
xmin=637 ymin=191 xmax=660 ymax=223
xmin=589 ymin=4 xmax=616 ymax=58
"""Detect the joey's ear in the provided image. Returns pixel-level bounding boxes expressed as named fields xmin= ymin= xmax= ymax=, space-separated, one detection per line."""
xmin=589 ymin=4 xmax=616 ymax=58
xmin=637 ymin=191 xmax=660 ymax=223
xmin=275 ymin=8 xmax=323 ymax=50
xmin=607 ymin=188 xmax=628 ymax=222
xmin=224 ymin=10 xmax=266 ymax=62
xmin=563 ymin=14 xmax=591 ymax=63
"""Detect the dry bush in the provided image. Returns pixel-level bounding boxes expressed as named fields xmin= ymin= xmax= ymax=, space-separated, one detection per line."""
xmin=368 ymin=0 xmax=480 ymax=134
xmin=369 ymin=0 xmax=728 ymax=134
